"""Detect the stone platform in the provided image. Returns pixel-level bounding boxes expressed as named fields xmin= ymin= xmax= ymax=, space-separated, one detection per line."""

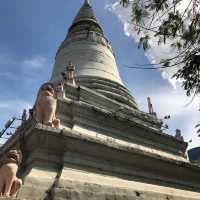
xmin=0 ymin=84 xmax=200 ymax=200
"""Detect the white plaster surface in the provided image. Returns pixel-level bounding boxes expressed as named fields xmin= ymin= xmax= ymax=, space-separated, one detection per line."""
xmin=52 ymin=40 xmax=123 ymax=85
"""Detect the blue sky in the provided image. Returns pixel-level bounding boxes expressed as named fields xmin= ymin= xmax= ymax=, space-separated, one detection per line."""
xmin=0 ymin=0 xmax=199 ymax=149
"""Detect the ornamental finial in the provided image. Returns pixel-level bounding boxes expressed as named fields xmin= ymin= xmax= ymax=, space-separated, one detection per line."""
xmin=147 ymin=97 xmax=157 ymax=117
xmin=84 ymin=0 xmax=90 ymax=5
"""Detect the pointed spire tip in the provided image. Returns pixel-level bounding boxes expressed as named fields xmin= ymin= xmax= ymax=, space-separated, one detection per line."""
xmin=84 ymin=0 xmax=91 ymax=5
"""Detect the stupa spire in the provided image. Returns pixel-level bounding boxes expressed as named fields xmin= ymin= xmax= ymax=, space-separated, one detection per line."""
xmin=68 ymin=0 xmax=103 ymax=35
xmin=84 ymin=0 xmax=90 ymax=5
xmin=51 ymin=0 xmax=138 ymax=109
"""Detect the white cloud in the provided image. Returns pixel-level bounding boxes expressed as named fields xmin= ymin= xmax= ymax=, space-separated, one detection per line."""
xmin=0 ymin=71 xmax=22 ymax=81
xmin=0 ymin=99 xmax=32 ymax=119
xmin=136 ymin=87 xmax=200 ymax=150
xmin=0 ymin=53 xmax=51 ymax=82
xmin=106 ymin=1 xmax=184 ymax=88
xmin=22 ymin=56 xmax=50 ymax=69
xmin=0 ymin=102 xmax=10 ymax=109
xmin=0 ymin=51 xmax=50 ymax=71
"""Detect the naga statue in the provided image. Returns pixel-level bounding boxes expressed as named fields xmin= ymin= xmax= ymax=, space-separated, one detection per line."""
xmin=0 ymin=150 xmax=22 ymax=197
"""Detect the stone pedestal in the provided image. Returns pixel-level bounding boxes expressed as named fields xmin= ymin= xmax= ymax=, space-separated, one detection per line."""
xmin=0 ymin=84 xmax=199 ymax=200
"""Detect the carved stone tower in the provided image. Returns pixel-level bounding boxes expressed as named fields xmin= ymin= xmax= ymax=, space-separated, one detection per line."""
xmin=1 ymin=1 xmax=200 ymax=200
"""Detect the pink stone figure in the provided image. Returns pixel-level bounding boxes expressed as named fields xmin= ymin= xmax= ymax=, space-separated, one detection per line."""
xmin=0 ymin=150 xmax=22 ymax=197
xmin=33 ymin=83 xmax=60 ymax=128
xmin=61 ymin=62 xmax=76 ymax=85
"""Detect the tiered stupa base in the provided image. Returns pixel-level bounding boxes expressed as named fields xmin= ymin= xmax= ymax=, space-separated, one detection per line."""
xmin=0 ymin=84 xmax=200 ymax=200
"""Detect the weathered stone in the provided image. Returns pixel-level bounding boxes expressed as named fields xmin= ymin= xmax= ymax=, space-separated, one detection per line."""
xmin=0 ymin=1 xmax=199 ymax=200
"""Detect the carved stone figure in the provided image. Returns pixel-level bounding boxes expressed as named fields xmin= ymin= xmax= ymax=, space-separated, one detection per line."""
xmin=61 ymin=62 xmax=76 ymax=85
xmin=33 ymin=83 xmax=60 ymax=128
xmin=0 ymin=150 xmax=22 ymax=197
xmin=175 ymin=129 xmax=184 ymax=142
xmin=147 ymin=97 xmax=157 ymax=117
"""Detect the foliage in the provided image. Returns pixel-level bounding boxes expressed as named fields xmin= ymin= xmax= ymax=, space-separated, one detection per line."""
xmin=120 ymin=0 xmax=200 ymax=96
xmin=196 ymin=123 xmax=200 ymax=135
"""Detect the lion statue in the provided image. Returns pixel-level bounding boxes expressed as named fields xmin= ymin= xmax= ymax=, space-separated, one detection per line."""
xmin=33 ymin=82 xmax=61 ymax=128
xmin=0 ymin=150 xmax=22 ymax=197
